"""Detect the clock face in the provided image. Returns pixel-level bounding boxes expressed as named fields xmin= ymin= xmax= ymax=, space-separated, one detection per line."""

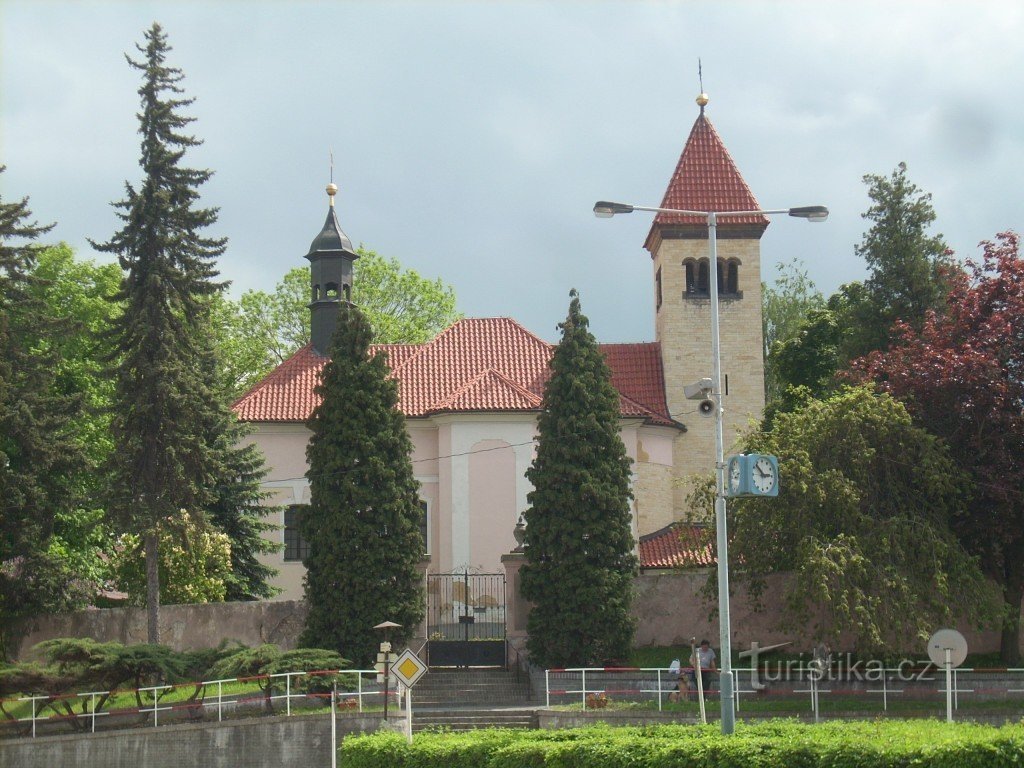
xmin=728 ymin=457 xmax=742 ymax=495
xmin=752 ymin=456 xmax=776 ymax=494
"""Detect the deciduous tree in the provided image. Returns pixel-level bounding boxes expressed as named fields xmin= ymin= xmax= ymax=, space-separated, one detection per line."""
xmin=520 ymin=290 xmax=637 ymax=667
xmin=762 ymin=258 xmax=824 ymax=405
xmin=725 ymin=386 xmax=994 ymax=653
xmin=110 ymin=511 xmax=232 ymax=605
xmin=300 ymin=303 xmax=424 ymax=665
xmin=856 ymin=232 xmax=1024 ymax=663
xmin=218 ymin=255 xmax=460 ymax=398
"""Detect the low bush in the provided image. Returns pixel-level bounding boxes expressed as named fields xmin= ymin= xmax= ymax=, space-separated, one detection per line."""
xmin=339 ymin=720 xmax=1024 ymax=768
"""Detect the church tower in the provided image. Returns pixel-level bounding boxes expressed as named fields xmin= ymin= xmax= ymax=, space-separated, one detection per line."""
xmin=307 ymin=182 xmax=360 ymax=356
xmin=647 ymin=94 xmax=768 ymax=512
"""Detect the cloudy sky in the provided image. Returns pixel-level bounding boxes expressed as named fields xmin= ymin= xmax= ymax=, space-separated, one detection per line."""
xmin=2 ymin=1 xmax=1021 ymax=342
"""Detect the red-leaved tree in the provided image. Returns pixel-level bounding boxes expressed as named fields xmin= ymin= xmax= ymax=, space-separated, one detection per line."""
xmin=855 ymin=232 xmax=1024 ymax=663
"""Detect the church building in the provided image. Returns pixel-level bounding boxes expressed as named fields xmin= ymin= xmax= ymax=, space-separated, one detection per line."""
xmin=233 ymin=95 xmax=768 ymax=600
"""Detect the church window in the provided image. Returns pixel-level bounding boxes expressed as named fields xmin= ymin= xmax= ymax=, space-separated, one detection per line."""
xmin=655 ymin=267 xmax=663 ymax=309
xmin=419 ymin=500 xmax=430 ymax=556
xmin=284 ymin=505 xmax=310 ymax=562
xmin=697 ymin=260 xmax=710 ymax=294
xmin=726 ymin=260 xmax=739 ymax=295
xmin=684 ymin=261 xmax=696 ymax=294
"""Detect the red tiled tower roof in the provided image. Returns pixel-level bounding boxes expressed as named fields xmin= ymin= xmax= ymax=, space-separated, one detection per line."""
xmin=232 ymin=317 xmax=678 ymax=428
xmin=639 ymin=522 xmax=715 ymax=569
xmin=644 ymin=108 xmax=767 ymax=252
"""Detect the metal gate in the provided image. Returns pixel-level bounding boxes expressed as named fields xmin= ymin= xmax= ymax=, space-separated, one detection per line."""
xmin=425 ymin=572 xmax=506 ymax=667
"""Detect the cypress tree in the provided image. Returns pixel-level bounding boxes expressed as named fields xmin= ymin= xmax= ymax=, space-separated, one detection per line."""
xmin=92 ymin=24 xmax=227 ymax=642
xmin=0 ymin=170 xmax=88 ymax=655
xmin=520 ymin=290 xmax=637 ymax=668
xmin=300 ymin=303 xmax=424 ymax=664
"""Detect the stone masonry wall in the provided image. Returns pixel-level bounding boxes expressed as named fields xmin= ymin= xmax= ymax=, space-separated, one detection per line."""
xmin=653 ymin=234 xmax=766 ymax=515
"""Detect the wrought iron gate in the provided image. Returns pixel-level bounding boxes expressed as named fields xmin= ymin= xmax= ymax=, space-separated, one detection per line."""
xmin=426 ymin=571 xmax=506 ymax=667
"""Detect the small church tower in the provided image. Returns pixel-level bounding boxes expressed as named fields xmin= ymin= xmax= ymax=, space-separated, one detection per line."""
xmin=307 ymin=182 xmax=360 ymax=356
xmin=648 ymin=94 xmax=768 ymax=512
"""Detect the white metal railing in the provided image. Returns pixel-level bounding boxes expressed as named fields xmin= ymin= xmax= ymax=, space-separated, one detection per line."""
xmin=544 ymin=665 xmax=1024 ymax=722
xmin=2 ymin=667 xmax=396 ymax=739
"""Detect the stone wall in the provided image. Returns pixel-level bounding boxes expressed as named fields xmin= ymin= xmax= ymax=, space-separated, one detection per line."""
xmin=12 ymin=600 xmax=308 ymax=660
xmin=12 ymin=570 xmax=1023 ymax=662
xmin=0 ymin=713 xmax=398 ymax=768
xmin=631 ymin=569 xmax=1024 ymax=655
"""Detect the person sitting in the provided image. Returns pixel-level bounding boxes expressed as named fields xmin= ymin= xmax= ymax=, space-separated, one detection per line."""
xmin=685 ymin=639 xmax=717 ymax=697
xmin=667 ymin=657 xmax=686 ymax=702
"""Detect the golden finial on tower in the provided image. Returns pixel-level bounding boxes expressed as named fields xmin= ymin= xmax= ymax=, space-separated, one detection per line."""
xmin=327 ymin=149 xmax=338 ymax=206
xmin=696 ymin=59 xmax=709 ymax=113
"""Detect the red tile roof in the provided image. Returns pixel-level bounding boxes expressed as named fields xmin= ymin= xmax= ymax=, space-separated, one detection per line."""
xmin=645 ymin=111 xmax=767 ymax=251
xmin=639 ymin=522 xmax=716 ymax=569
xmin=233 ymin=317 xmax=678 ymax=428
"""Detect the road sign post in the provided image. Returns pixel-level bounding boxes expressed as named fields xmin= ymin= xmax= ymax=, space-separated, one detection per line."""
xmin=390 ymin=649 xmax=427 ymax=742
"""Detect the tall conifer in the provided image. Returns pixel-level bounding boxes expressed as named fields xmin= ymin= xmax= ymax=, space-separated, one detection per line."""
xmin=92 ymin=24 xmax=227 ymax=642
xmin=520 ymin=290 xmax=637 ymax=668
xmin=0 ymin=170 xmax=88 ymax=655
xmin=300 ymin=303 xmax=424 ymax=664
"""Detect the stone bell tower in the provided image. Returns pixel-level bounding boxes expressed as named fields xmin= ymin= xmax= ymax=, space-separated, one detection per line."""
xmin=307 ymin=182 xmax=360 ymax=356
xmin=647 ymin=94 xmax=768 ymax=512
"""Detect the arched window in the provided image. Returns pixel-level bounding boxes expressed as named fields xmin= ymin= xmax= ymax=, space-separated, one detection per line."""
xmin=684 ymin=260 xmax=696 ymax=294
xmin=697 ymin=260 xmax=710 ymax=294
xmin=325 ymin=282 xmax=339 ymax=299
xmin=655 ymin=267 xmax=663 ymax=309
xmin=312 ymin=284 xmax=320 ymax=301
xmin=343 ymin=283 xmax=352 ymax=302
xmin=726 ymin=261 xmax=739 ymax=295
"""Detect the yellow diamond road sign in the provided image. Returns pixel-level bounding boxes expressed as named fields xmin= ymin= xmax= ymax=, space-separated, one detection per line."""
xmin=391 ymin=649 xmax=427 ymax=688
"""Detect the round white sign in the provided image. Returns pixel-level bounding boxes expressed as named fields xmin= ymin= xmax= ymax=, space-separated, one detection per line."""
xmin=927 ymin=628 xmax=968 ymax=668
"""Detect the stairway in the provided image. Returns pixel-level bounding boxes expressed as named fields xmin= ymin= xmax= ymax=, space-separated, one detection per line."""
xmin=411 ymin=668 xmax=532 ymax=707
xmin=406 ymin=668 xmax=537 ymax=731
xmin=412 ymin=708 xmax=538 ymax=732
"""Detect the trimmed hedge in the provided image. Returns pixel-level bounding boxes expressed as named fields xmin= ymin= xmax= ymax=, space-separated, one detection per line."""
xmin=339 ymin=720 xmax=1024 ymax=768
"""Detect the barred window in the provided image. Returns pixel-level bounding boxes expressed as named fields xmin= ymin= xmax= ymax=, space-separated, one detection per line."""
xmin=284 ymin=505 xmax=310 ymax=562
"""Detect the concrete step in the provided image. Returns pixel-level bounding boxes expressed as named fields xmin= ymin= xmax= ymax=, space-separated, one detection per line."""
xmin=413 ymin=669 xmax=531 ymax=707
xmin=412 ymin=710 xmax=538 ymax=732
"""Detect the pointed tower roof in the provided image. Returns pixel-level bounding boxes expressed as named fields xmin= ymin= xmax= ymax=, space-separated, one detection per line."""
xmin=306 ymin=183 xmax=355 ymax=257
xmin=644 ymin=96 xmax=767 ymax=253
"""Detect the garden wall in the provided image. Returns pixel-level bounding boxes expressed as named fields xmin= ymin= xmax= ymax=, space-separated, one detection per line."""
xmin=12 ymin=570 xmax=1021 ymax=661
xmin=0 ymin=712 xmax=397 ymax=768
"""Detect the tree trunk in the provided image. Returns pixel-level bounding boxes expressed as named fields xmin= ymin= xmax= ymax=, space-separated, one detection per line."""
xmin=145 ymin=531 xmax=160 ymax=645
xmin=1000 ymin=576 xmax=1023 ymax=666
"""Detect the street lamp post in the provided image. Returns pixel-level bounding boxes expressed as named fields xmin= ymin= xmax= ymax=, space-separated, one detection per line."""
xmin=594 ymin=200 xmax=827 ymax=733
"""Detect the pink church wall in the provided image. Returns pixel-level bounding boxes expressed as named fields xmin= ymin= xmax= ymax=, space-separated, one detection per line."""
xmin=469 ymin=439 xmax=517 ymax=573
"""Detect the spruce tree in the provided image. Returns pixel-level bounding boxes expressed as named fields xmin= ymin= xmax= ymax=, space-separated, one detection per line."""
xmin=846 ymin=162 xmax=953 ymax=359
xmin=0 ymin=170 xmax=89 ymax=655
xmin=520 ymin=290 xmax=637 ymax=668
xmin=300 ymin=303 xmax=424 ymax=664
xmin=203 ymin=359 xmax=280 ymax=601
xmin=92 ymin=24 xmax=227 ymax=642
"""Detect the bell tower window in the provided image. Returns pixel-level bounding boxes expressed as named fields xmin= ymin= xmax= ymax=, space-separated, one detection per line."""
xmin=726 ymin=260 xmax=739 ymax=295
xmin=697 ymin=260 xmax=710 ymax=294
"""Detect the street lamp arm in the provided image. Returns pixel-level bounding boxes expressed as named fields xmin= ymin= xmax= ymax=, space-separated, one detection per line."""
xmin=594 ymin=201 xmax=829 ymax=222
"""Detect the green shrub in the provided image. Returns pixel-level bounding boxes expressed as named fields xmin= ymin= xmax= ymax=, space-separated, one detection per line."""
xmin=338 ymin=721 xmax=1024 ymax=768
